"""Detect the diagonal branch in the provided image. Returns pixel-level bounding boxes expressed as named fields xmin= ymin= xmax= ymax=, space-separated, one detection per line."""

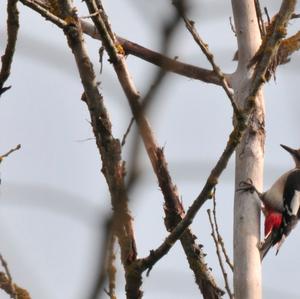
xmin=83 ymin=0 xmax=224 ymax=298
xmin=45 ymin=0 xmax=140 ymax=297
xmin=137 ymin=0 xmax=296 ymax=277
xmin=254 ymin=0 xmax=266 ymax=38
xmin=19 ymin=0 xmax=67 ymax=28
xmin=207 ymin=209 xmax=233 ymax=299
xmin=0 ymin=0 xmax=19 ymax=96
xmin=0 ymin=254 xmax=31 ymax=299
xmin=0 ymin=144 xmax=21 ymax=163
xmin=0 ymin=254 xmax=17 ymax=299
xmin=172 ymin=2 xmax=239 ymax=115
xmin=211 ymin=191 xmax=233 ymax=272
xmin=80 ymin=20 xmax=224 ymax=86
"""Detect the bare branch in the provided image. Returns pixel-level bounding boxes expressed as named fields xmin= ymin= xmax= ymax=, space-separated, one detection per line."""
xmin=0 ymin=144 xmax=21 ymax=163
xmin=211 ymin=191 xmax=233 ymax=272
xmin=0 ymin=0 xmax=19 ymax=95
xmin=172 ymin=3 xmax=239 ymax=115
xmin=80 ymin=20 xmax=224 ymax=86
xmin=87 ymin=217 xmax=113 ymax=299
xmin=80 ymin=9 xmax=101 ymax=19
xmin=249 ymin=0 xmax=296 ymax=87
xmin=121 ymin=117 xmax=134 ymax=147
xmin=291 ymin=13 xmax=300 ymax=19
xmin=207 ymin=209 xmax=233 ymax=299
xmin=138 ymin=0 xmax=296 ymax=276
xmin=83 ymin=1 xmax=225 ymax=298
xmin=19 ymin=0 xmax=67 ymax=28
xmin=0 ymin=254 xmax=17 ymax=299
xmin=264 ymin=7 xmax=271 ymax=25
xmin=0 ymin=254 xmax=31 ymax=299
xmin=254 ymin=0 xmax=266 ymax=38
xmin=44 ymin=1 xmax=140 ymax=297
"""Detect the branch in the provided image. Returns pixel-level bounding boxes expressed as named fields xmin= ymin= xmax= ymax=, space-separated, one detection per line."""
xmin=249 ymin=0 xmax=296 ymax=89
xmin=87 ymin=217 xmax=113 ymax=299
xmin=80 ymin=20 xmax=223 ymax=86
xmin=207 ymin=209 xmax=233 ymax=299
xmin=138 ymin=0 xmax=296 ymax=276
xmin=19 ymin=0 xmax=67 ymax=28
xmin=172 ymin=2 xmax=239 ymax=115
xmin=0 ymin=144 xmax=21 ymax=163
xmin=44 ymin=1 xmax=140 ymax=297
xmin=0 ymin=254 xmax=31 ymax=299
xmin=0 ymin=0 xmax=19 ymax=96
xmin=121 ymin=117 xmax=134 ymax=147
xmin=211 ymin=191 xmax=233 ymax=272
xmin=254 ymin=0 xmax=266 ymax=38
xmin=83 ymin=1 xmax=224 ymax=298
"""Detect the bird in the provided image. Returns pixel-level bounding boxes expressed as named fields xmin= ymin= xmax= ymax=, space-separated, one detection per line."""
xmin=238 ymin=144 xmax=300 ymax=259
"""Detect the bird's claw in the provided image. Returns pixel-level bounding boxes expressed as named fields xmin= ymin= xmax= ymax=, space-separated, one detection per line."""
xmin=237 ymin=178 xmax=255 ymax=193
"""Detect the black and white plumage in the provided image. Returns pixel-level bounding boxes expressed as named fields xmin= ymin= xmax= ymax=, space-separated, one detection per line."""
xmin=239 ymin=144 xmax=300 ymax=259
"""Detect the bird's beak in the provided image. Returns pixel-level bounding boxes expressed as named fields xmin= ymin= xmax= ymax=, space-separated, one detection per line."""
xmin=280 ymin=144 xmax=297 ymax=156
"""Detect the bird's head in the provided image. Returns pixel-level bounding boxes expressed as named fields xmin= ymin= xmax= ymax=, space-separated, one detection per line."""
xmin=280 ymin=144 xmax=300 ymax=168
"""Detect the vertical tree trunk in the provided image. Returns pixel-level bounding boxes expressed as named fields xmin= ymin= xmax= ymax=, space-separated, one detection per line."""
xmin=231 ymin=1 xmax=265 ymax=299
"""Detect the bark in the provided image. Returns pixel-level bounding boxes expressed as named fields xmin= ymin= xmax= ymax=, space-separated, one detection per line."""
xmin=231 ymin=1 xmax=264 ymax=298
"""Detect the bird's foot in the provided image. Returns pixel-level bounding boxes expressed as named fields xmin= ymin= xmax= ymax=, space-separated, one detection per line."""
xmin=237 ymin=178 xmax=256 ymax=194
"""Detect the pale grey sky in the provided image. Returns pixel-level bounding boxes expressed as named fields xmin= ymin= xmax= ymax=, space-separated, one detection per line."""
xmin=0 ymin=1 xmax=300 ymax=298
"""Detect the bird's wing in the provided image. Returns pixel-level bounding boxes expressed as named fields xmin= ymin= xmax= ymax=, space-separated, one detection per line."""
xmin=289 ymin=190 xmax=300 ymax=216
xmin=283 ymin=169 xmax=300 ymax=217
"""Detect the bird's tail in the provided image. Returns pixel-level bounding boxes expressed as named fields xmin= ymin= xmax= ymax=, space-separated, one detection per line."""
xmin=259 ymin=229 xmax=283 ymax=260
xmin=259 ymin=233 xmax=274 ymax=260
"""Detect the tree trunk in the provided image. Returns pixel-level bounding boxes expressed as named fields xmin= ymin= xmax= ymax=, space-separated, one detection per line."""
xmin=231 ymin=1 xmax=265 ymax=298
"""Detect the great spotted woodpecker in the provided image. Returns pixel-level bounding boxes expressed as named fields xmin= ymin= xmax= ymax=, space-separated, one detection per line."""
xmin=239 ymin=144 xmax=300 ymax=259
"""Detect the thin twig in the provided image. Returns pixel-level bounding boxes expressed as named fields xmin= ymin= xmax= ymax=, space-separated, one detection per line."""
xmin=207 ymin=209 xmax=233 ymax=299
xmin=121 ymin=117 xmax=134 ymax=147
xmin=254 ymin=0 xmax=266 ymax=38
xmin=291 ymin=13 xmax=300 ymax=19
xmin=0 ymin=144 xmax=21 ymax=163
xmin=80 ymin=9 xmax=101 ymax=19
xmin=211 ymin=191 xmax=233 ymax=272
xmin=0 ymin=0 xmax=19 ymax=95
xmin=53 ymin=1 xmax=139 ymax=298
xmin=264 ymin=7 xmax=271 ymax=25
xmin=88 ymin=217 xmax=113 ymax=299
xmin=172 ymin=3 xmax=239 ymax=115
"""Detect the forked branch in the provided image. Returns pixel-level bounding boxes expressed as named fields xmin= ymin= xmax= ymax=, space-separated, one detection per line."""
xmin=83 ymin=0 xmax=223 ymax=297
xmin=137 ymin=0 xmax=296 ymax=274
xmin=80 ymin=20 xmax=223 ymax=86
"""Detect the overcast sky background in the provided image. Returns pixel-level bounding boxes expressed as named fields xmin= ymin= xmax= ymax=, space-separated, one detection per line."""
xmin=0 ymin=0 xmax=300 ymax=298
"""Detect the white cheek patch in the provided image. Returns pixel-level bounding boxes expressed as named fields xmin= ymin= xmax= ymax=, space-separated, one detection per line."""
xmin=290 ymin=190 xmax=300 ymax=216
